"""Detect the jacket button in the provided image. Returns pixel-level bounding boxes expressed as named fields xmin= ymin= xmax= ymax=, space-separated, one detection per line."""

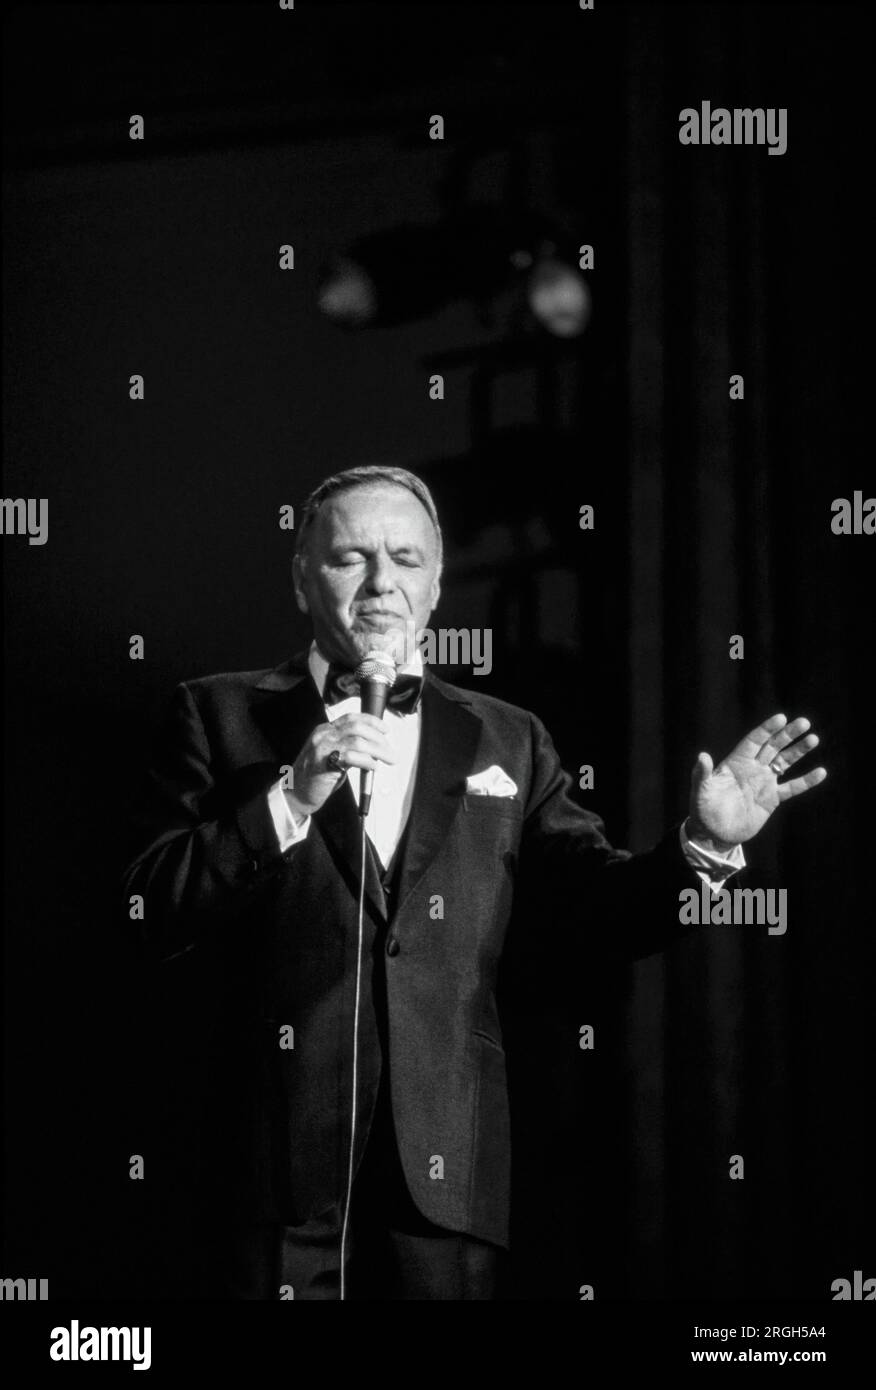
xmin=386 ymin=936 xmax=400 ymax=957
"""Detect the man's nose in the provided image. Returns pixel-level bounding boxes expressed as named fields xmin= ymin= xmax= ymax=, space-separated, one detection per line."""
xmin=364 ymin=556 xmax=396 ymax=593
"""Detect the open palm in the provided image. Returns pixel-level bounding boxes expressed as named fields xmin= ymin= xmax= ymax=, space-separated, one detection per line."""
xmin=689 ymin=713 xmax=827 ymax=849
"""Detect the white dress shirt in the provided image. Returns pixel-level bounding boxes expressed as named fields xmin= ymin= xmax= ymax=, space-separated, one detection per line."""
xmin=266 ymin=644 xmax=744 ymax=891
xmin=267 ymin=641 xmax=422 ymax=872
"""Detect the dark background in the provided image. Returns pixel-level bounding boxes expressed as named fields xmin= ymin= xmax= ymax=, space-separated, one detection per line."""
xmin=2 ymin=1 xmax=872 ymax=1299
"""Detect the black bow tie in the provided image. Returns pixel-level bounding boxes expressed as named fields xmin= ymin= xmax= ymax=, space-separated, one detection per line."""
xmin=323 ymin=663 xmax=424 ymax=714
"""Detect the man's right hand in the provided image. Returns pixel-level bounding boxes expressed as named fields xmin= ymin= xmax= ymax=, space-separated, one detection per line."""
xmin=283 ymin=712 xmax=396 ymax=817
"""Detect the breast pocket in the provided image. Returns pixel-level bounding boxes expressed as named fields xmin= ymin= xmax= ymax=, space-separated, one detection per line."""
xmin=461 ymin=795 xmax=523 ymax=822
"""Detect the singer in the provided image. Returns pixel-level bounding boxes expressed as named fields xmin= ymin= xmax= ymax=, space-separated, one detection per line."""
xmin=123 ymin=464 xmax=826 ymax=1300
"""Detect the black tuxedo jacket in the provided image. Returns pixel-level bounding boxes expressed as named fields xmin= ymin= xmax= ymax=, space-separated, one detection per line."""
xmin=124 ymin=653 xmax=699 ymax=1250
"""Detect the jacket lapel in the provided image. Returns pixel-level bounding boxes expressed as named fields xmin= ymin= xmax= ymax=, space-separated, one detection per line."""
xmin=251 ymin=654 xmax=388 ymax=924
xmin=392 ymin=675 xmax=482 ymax=924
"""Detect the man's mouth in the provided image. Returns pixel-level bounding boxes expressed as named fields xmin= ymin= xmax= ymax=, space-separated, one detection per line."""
xmin=356 ymin=610 xmax=404 ymax=624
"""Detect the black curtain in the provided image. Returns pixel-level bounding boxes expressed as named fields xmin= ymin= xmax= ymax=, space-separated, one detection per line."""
xmin=616 ymin=2 xmax=872 ymax=1298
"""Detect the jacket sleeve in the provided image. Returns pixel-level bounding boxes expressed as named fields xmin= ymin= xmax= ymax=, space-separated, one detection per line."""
xmin=122 ymin=682 xmax=304 ymax=963
xmin=519 ymin=712 xmax=701 ymax=963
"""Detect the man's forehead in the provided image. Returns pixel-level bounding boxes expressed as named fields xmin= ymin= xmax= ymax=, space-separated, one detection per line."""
xmin=317 ymin=484 xmax=435 ymax=539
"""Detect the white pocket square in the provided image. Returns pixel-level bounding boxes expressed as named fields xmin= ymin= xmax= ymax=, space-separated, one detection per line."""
xmin=465 ymin=765 xmax=518 ymax=798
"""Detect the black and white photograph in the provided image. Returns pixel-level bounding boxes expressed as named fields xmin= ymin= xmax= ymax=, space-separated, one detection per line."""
xmin=2 ymin=0 xmax=873 ymax=1367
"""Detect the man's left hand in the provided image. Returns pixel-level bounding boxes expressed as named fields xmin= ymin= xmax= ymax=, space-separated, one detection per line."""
xmin=687 ymin=713 xmax=827 ymax=852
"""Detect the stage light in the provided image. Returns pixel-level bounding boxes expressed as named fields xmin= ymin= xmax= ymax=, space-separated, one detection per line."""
xmin=526 ymin=256 xmax=592 ymax=337
xmin=316 ymin=257 xmax=378 ymax=326
xmin=317 ymin=211 xmax=591 ymax=337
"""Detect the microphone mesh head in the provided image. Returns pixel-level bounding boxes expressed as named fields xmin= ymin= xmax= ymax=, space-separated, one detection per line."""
xmin=354 ymin=650 xmax=397 ymax=686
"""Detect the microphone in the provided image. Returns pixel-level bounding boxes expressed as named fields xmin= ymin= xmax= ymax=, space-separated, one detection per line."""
xmin=354 ymin=649 xmax=397 ymax=817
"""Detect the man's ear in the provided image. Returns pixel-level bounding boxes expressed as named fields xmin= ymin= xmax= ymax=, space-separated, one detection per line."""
xmin=292 ymin=554 xmax=310 ymax=614
xmin=429 ymin=569 xmax=441 ymax=612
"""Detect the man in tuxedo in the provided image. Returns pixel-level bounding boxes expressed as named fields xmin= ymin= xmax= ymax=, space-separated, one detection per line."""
xmin=124 ymin=464 xmax=826 ymax=1301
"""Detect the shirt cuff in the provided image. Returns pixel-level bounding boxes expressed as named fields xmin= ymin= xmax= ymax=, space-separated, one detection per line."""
xmin=680 ymin=821 xmax=745 ymax=894
xmin=267 ymin=781 xmax=311 ymax=853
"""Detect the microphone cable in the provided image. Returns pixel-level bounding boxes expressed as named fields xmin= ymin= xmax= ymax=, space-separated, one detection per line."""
xmin=338 ymin=653 xmax=395 ymax=1300
xmin=338 ymin=809 xmax=367 ymax=1301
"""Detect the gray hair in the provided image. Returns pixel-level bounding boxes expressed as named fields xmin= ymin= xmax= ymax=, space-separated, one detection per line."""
xmin=295 ymin=465 xmax=443 ymax=567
